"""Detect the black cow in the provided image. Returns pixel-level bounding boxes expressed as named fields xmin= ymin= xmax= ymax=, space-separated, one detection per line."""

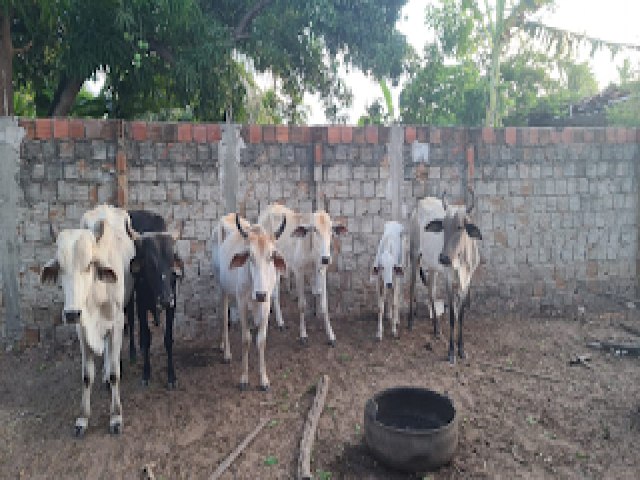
xmin=127 ymin=210 xmax=184 ymax=388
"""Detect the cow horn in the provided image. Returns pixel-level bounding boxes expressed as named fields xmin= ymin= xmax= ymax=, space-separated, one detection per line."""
xmin=441 ymin=190 xmax=449 ymax=211
xmin=235 ymin=213 xmax=248 ymax=239
xmin=49 ymin=221 xmax=59 ymax=243
xmin=94 ymin=219 xmax=105 ymax=242
xmin=466 ymin=187 xmax=475 ymax=214
xmin=125 ymin=218 xmax=140 ymax=241
xmin=274 ymin=215 xmax=287 ymax=240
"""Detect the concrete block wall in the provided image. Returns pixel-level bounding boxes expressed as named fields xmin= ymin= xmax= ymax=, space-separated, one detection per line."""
xmin=2 ymin=119 xmax=639 ymax=345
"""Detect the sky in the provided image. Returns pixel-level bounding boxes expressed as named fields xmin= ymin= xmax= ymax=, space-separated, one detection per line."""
xmin=305 ymin=0 xmax=640 ymax=124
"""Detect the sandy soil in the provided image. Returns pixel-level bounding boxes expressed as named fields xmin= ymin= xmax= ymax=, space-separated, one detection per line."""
xmin=2 ymin=300 xmax=640 ymax=480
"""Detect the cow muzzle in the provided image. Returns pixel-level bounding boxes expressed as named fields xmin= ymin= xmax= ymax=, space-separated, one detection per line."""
xmin=439 ymin=253 xmax=451 ymax=266
xmin=321 ymin=256 xmax=330 ymax=265
xmin=255 ymin=292 xmax=267 ymax=303
xmin=64 ymin=310 xmax=81 ymax=324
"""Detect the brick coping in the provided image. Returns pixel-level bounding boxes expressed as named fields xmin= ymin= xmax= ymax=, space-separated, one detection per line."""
xmin=17 ymin=119 xmax=639 ymax=145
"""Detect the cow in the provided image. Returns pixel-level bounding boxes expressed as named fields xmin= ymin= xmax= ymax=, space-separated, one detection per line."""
xmin=211 ymin=213 xmax=286 ymax=390
xmin=127 ymin=210 xmax=184 ymax=389
xmin=41 ymin=219 xmax=132 ymax=436
xmin=370 ymin=221 xmax=406 ymax=341
xmin=258 ymin=204 xmax=347 ymax=346
xmin=408 ymin=196 xmax=447 ymax=336
xmin=424 ymin=189 xmax=482 ymax=364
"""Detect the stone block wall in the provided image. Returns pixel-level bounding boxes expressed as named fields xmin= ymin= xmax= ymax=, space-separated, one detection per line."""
xmin=2 ymin=119 xmax=638 ymax=345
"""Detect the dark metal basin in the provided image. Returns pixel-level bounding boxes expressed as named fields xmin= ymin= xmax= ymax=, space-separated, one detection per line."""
xmin=364 ymin=386 xmax=458 ymax=472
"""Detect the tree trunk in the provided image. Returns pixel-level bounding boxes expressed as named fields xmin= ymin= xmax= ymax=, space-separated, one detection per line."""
xmin=485 ymin=0 xmax=505 ymax=127
xmin=48 ymin=77 xmax=83 ymax=117
xmin=0 ymin=7 xmax=13 ymax=116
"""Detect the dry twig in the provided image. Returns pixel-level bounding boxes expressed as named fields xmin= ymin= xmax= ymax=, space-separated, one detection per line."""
xmin=298 ymin=375 xmax=330 ymax=480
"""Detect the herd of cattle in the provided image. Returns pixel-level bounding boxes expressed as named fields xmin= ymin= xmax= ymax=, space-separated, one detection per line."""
xmin=40 ymin=190 xmax=481 ymax=436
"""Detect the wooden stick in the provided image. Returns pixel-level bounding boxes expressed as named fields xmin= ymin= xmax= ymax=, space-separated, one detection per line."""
xmin=475 ymin=361 xmax=563 ymax=383
xmin=298 ymin=375 xmax=330 ymax=480
xmin=587 ymin=341 xmax=640 ymax=357
xmin=210 ymin=417 xmax=270 ymax=480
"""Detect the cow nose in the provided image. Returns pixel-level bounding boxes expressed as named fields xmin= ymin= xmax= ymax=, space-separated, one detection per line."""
xmin=386 ymin=283 xmax=393 ymax=289
xmin=439 ymin=253 xmax=451 ymax=266
xmin=255 ymin=292 xmax=267 ymax=303
xmin=64 ymin=310 xmax=81 ymax=323
xmin=321 ymin=256 xmax=330 ymax=265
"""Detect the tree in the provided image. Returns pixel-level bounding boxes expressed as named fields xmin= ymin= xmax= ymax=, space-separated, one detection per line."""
xmin=5 ymin=0 xmax=409 ymax=121
xmin=606 ymin=59 xmax=640 ymax=126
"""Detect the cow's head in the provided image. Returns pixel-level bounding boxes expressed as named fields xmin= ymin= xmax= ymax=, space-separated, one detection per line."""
xmin=424 ymin=190 xmax=482 ymax=286
xmin=130 ymin=233 xmax=184 ymax=310
xmin=372 ymin=251 xmax=404 ymax=290
xmin=291 ymin=211 xmax=347 ymax=267
xmin=41 ymin=223 xmax=117 ymax=324
xmin=231 ymin=214 xmax=286 ymax=303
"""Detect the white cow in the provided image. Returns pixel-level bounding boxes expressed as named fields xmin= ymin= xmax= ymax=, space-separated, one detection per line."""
xmin=211 ymin=213 xmax=286 ymax=390
xmin=371 ymin=221 xmax=406 ymax=340
xmin=424 ymin=189 xmax=482 ymax=363
xmin=408 ymin=196 xmax=447 ymax=335
xmin=41 ymin=219 xmax=131 ymax=436
xmin=258 ymin=204 xmax=347 ymax=346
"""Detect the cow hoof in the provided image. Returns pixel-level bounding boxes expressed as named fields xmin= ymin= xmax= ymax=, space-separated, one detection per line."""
xmin=222 ymin=357 xmax=231 ymax=364
xmin=259 ymin=384 xmax=270 ymax=392
xmin=328 ymin=339 xmax=336 ymax=347
xmin=141 ymin=379 xmax=149 ymax=387
xmin=375 ymin=335 xmax=382 ymax=342
xmin=104 ymin=381 xmax=110 ymax=391
xmin=448 ymin=354 xmax=456 ymax=365
xmin=167 ymin=381 xmax=177 ymax=390
xmin=458 ymin=350 xmax=467 ymax=360
xmin=392 ymin=333 xmax=399 ymax=340
xmin=299 ymin=337 xmax=308 ymax=346
xmin=278 ymin=325 xmax=285 ymax=332
xmin=74 ymin=425 xmax=86 ymax=438
xmin=239 ymin=382 xmax=249 ymax=391
xmin=129 ymin=353 xmax=137 ymax=365
xmin=109 ymin=422 xmax=122 ymax=435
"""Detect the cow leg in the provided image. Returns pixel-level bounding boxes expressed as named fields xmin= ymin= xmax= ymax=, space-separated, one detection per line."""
xmin=76 ymin=338 xmax=94 ymax=437
xmin=256 ymin=317 xmax=270 ymax=391
xmin=458 ymin=294 xmax=467 ymax=360
xmin=428 ymin=272 xmax=440 ymax=338
xmin=448 ymin=296 xmax=456 ymax=365
xmin=318 ymin=271 xmax=336 ymax=346
xmin=272 ymin=274 xmax=285 ymax=330
xmin=165 ymin=306 xmax=177 ymax=389
xmin=126 ymin=294 xmax=136 ymax=364
xmin=295 ymin=272 xmax=308 ymax=344
xmin=376 ymin=281 xmax=384 ymax=341
xmin=239 ymin=302 xmax=250 ymax=390
xmin=152 ymin=305 xmax=161 ymax=327
xmin=137 ymin=297 xmax=152 ymax=386
xmin=102 ymin=337 xmax=111 ymax=390
xmin=108 ymin=326 xmax=123 ymax=434
xmin=408 ymin=255 xmax=418 ymax=330
xmin=221 ymin=295 xmax=232 ymax=363
xmin=391 ymin=285 xmax=399 ymax=339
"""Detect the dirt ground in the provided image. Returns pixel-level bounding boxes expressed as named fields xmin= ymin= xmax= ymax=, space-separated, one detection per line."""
xmin=2 ymin=299 xmax=640 ymax=480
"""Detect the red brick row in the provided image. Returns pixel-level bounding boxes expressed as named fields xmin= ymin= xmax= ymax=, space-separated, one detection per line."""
xmin=17 ymin=119 xmax=640 ymax=145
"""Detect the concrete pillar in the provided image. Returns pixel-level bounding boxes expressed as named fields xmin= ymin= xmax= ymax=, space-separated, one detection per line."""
xmin=0 ymin=117 xmax=25 ymax=344
xmin=389 ymin=125 xmax=404 ymax=220
xmin=218 ymin=123 xmax=243 ymax=215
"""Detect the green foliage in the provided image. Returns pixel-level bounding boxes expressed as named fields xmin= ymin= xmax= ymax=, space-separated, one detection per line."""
xmin=9 ymin=0 xmax=410 ymax=121
xmin=607 ymin=80 xmax=640 ymax=126
xmin=264 ymin=455 xmax=278 ymax=466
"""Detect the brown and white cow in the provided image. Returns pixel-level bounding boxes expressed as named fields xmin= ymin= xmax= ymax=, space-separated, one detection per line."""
xmin=41 ymin=219 xmax=132 ymax=436
xmin=258 ymin=204 xmax=347 ymax=346
xmin=211 ymin=213 xmax=286 ymax=390
xmin=424 ymin=189 xmax=482 ymax=364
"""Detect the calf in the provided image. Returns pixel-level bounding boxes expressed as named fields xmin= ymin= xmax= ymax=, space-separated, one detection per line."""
xmin=408 ymin=196 xmax=447 ymax=335
xmin=258 ymin=204 xmax=347 ymax=345
xmin=371 ymin=221 xmax=406 ymax=340
xmin=41 ymin=220 xmax=129 ymax=436
xmin=424 ymin=189 xmax=482 ymax=364
xmin=127 ymin=210 xmax=184 ymax=388
xmin=211 ymin=213 xmax=286 ymax=390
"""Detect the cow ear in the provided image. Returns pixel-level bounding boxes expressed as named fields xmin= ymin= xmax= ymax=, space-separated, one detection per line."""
xmin=130 ymin=257 xmax=142 ymax=274
xmin=173 ymin=254 xmax=185 ymax=278
xmin=41 ymin=259 xmax=60 ymax=284
xmin=333 ymin=224 xmax=347 ymax=235
xmin=465 ymin=222 xmax=482 ymax=240
xmin=425 ymin=220 xmax=443 ymax=233
xmin=394 ymin=265 xmax=404 ymax=276
xmin=273 ymin=253 xmax=286 ymax=273
xmin=230 ymin=251 xmax=249 ymax=269
xmin=291 ymin=225 xmax=310 ymax=237
xmin=94 ymin=263 xmax=117 ymax=283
